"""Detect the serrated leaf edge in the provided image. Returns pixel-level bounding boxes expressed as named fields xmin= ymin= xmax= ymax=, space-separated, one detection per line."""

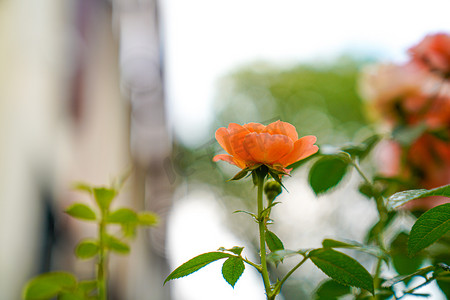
xmin=164 ymin=252 xmax=233 ymax=285
xmin=309 ymin=249 xmax=374 ymax=294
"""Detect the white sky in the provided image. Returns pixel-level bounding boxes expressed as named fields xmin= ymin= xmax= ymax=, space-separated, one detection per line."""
xmin=161 ymin=0 xmax=450 ymax=147
xmin=167 ymin=191 xmax=268 ymax=300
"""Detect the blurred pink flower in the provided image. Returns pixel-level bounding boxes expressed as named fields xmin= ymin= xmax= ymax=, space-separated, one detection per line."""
xmin=359 ymin=63 xmax=425 ymax=105
xmin=360 ymin=33 xmax=450 ymax=210
xmin=373 ymin=139 xmax=403 ymax=178
xmin=359 ymin=62 xmax=435 ymax=125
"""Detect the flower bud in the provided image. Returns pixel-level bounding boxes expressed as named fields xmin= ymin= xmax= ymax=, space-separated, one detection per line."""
xmin=264 ymin=180 xmax=282 ymax=202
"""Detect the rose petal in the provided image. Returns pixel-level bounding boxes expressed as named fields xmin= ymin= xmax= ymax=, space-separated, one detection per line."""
xmin=243 ymin=133 xmax=293 ymax=164
xmin=226 ymin=123 xmax=254 ymax=162
xmin=213 ymin=154 xmax=247 ymax=169
xmin=277 ymin=135 xmax=318 ymax=167
xmin=227 ymin=123 xmax=250 ymax=135
xmin=244 ymin=122 xmax=266 ymax=133
xmin=215 ymin=127 xmax=233 ymax=155
xmin=263 ymin=120 xmax=298 ymax=141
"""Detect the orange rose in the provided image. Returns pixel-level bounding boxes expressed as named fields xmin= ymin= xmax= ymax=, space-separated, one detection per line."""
xmin=213 ymin=121 xmax=318 ymax=174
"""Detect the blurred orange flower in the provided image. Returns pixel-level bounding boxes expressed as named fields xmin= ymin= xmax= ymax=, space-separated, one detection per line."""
xmin=408 ymin=134 xmax=450 ymax=189
xmin=213 ymin=121 xmax=318 ymax=174
xmin=409 ymin=33 xmax=450 ymax=77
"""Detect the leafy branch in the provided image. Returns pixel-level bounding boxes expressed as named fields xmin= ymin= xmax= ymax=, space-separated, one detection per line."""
xmin=22 ymin=180 xmax=158 ymax=300
xmin=165 ymin=165 xmax=375 ymax=299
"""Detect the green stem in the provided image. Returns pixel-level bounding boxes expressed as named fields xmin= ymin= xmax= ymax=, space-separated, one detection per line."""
xmin=398 ymin=274 xmax=435 ymax=299
xmin=372 ymin=257 xmax=383 ymax=300
xmin=242 ymin=257 xmax=262 ymax=272
xmin=98 ymin=212 xmax=108 ymax=300
xmin=372 ymin=198 xmax=388 ymax=300
xmin=352 ymin=160 xmax=388 ymax=220
xmin=352 ymin=159 xmax=387 ymax=300
xmin=272 ymin=256 xmax=308 ymax=297
xmin=256 ymin=168 xmax=272 ymax=299
xmin=352 ymin=159 xmax=372 ymax=186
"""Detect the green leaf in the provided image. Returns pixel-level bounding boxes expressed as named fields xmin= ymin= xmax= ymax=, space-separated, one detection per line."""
xmin=264 ymin=201 xmax=281 ymax=212
xmin=436 ymin=278 xmax=450 ymax=299
xmin=314 ymin=279 xmax=351 ymax=300
xmin=65 ymin=203 xmax=97 ymax=221
xmin=392 ymin=123 xmax=427 ymax=146
xmin=22 ymin=272 xmax=77 ymax=300
xmin=390 ymin=232 xmax=424 ymax=279
xmin=386 ymin=184 xmax=450 ymax=210
xmin=409 ymin=203 xmax=450 ymax=255
xmin=233 ymin=210 xmax=258 ymax=222
xmin=309 ymin=248 xmax=374 ymax=294
xmin=340 ymin=134 xmax=380 ymax=160
xmin=229 ymin=247 xmax=244 ymax=256
xmin=104 ymin=234 xmax=130 ymax=254
xmin=137 ymin=212 xmax=159 ymax=226
xmin=93 ymin=187 xmax=116 ymax=212
xmin=107 ymin=208 xmax=138 ymax=224
xmin=359 ymin=134 xmax=381 ymax=159
xmin=218 ymin=246 xmax=244 ymax=256
xmin=268 ymin=169 xmax=287 ymax=190
xmin=308 ymin=154 xmax=349 ymax=195
xmin=164 ymin=252 xmax=232 ymax=284
xmin=221 ymin=257 xmax=245 ymax=288
xmin=322 ymin=239 xmax=354 ymax=248
xmin=267 ymin=249 xmax=304 ymax=264
xmin=266 ymin=230 xmax=284 ymax=252
xmin=322 ymin=239 xmax=388 ymax=263
xmin=228 ymin=169 xmax=249 ymax=181
xmin=75 ymin=240 xmax=99 ymax=259
xmin=358 ymin=182 xmax=379 ymax=199
xmin=72 ymin=182 xmax=92 ymax=194
xmin=59 ymin=292 xmax=85 ymax=300
xmin=77 ymin=280 xmax=97 ymax=293
xmin=382 ymin=266 xmax=434 ymax=288
xmin=365 ymin=212 xmax=397 ymax=244
xmin=121 ymin=223 xmax=137 ymax=238
xmin=340 ymin=144 xmax=366 ymax=158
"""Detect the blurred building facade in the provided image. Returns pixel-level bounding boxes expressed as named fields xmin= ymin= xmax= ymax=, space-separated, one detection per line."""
xmin=0 ymin=0 xmax=172 ymax=299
